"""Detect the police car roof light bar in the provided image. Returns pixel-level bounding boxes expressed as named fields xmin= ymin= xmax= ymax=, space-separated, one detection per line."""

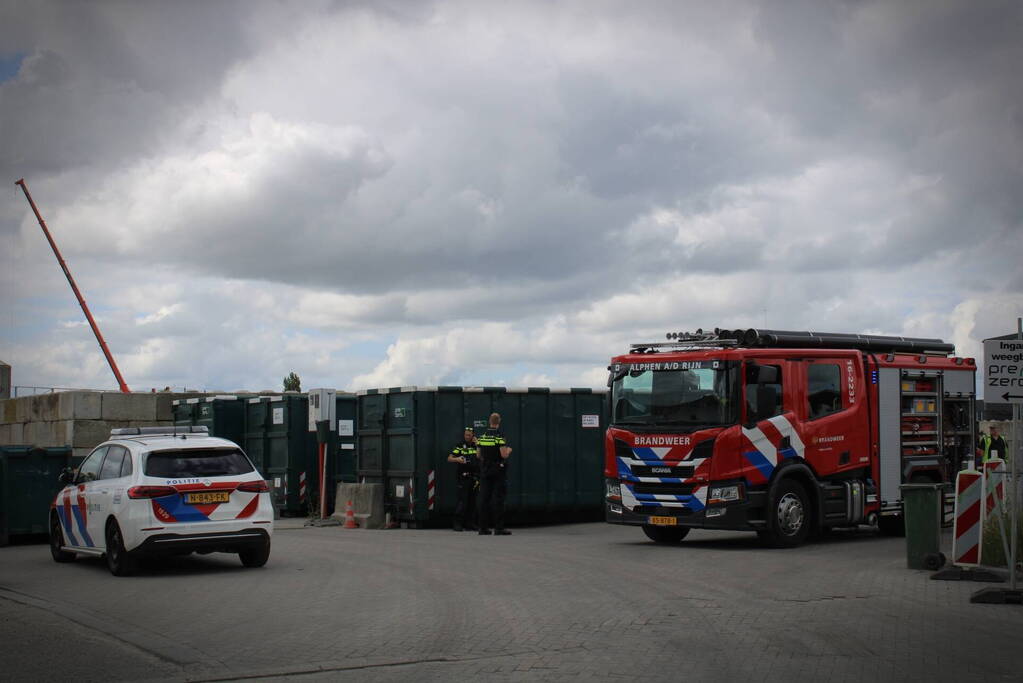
xmin=110 ymin=426 xmax=209 ymax=438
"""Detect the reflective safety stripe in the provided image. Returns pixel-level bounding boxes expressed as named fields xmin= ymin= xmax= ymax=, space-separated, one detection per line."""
xmin=952 ymin=471 xmax=982 ymax=567
xmin=477 ymin=437 xmax=506 ymax=446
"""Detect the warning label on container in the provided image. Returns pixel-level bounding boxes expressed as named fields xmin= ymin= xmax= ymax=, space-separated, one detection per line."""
xmin=338 ymin=419 xmax=354 ymax=436
xmin=272 ymin=407 xmax=284 ymax=425
xmin=581 ymin=414 xmax=600 ymax=428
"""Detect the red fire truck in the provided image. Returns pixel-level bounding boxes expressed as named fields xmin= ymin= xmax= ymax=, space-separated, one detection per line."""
xmin=604 ymin=329 xmax=977 ymax=546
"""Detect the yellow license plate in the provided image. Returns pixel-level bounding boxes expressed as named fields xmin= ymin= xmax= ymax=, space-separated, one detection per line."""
xmin=185 ymin=491 xmax=230 ymax=504
xmin=649 ymin=516 xmax=677 ymax=526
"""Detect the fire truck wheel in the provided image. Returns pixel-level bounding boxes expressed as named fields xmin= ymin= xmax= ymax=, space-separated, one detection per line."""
xmin=642 ymin=525 xmax=690 ymax=544
xmin=764 ymin=479 xmax=811 ymax=547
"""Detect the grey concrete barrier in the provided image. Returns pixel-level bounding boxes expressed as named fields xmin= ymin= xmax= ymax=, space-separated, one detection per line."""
xmin=332 ymin=483 xmax=385 ymax=529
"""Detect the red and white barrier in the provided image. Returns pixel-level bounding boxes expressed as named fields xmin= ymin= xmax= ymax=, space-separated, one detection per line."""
xmin=299 ymin=471 xmax=307 ymax=503
xmin=981 ymin=458 xmax=1007 ymax=565
xmin=427 ymin=470 xmax=436 ymax=511
xmin=951 ymin=470 xmax=982 ymax=567
xmin=982 ymin=458 xmax=1006 ymax=519
xmin=408 ymin=476 xmax=414 ymax=517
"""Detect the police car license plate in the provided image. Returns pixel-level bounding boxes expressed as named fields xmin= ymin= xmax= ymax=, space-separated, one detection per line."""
xmin=649 ymin=516 xmax=676 ymax=526
xmin=185 ymin=491 xmax=230 ymax=504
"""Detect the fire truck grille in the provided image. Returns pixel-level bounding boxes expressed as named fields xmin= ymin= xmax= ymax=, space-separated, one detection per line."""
xmin=631 ymin=465 xmax=695 ymax=478
xmin=631 ymin=482 xmax=695 ymax=496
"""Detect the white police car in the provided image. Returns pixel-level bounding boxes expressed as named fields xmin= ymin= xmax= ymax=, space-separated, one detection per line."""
xmin=49 ymin=426 xmax=273 ymax=576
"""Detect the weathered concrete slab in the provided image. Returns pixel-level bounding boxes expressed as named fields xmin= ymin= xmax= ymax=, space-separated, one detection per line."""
xmin=71 ymin=420 xmax=131 ymax=448
xmin=332 ymin=483 xmax=385 ymax=529
xmin=7 ymin=423 xmax=23 ymax=444
xmin=102 ymin=393 xmax=158 ymax=421
xmin=0 ymin=424 xmax=10 ymax=445
xmin=1 ymin=399 xmax=17 ymax=424
xmin=14 ymin=398 xmax=30 ymax=424
xmin=58 ymin=391 xmax=102 ymax=420
xmin=33 ymin=394 xmax=61 ymax=422
xmin=16 ymin=420 xmax=67 ymax=447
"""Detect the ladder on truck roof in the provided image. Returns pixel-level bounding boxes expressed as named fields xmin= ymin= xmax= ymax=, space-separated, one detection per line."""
xmin=630 ymin=328 xmax=956 ymax=355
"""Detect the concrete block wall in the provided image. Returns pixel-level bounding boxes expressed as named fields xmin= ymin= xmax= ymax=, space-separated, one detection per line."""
xmin=0 ymin=391 xmax=208 ymax=453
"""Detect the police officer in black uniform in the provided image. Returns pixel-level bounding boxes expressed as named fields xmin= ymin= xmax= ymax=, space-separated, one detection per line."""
xmin=476 ymin=412 xmax=512 ymax=535
xmin=447 ymin=426 xmax=479 ymax=531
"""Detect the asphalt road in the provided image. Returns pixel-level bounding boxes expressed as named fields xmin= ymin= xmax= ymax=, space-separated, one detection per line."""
xmin=1 ymin=521 xmax=1021 ymax=682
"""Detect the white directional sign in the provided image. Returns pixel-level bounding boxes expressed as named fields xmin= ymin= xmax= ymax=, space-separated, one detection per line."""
xmin=983 ymin=337 xmax=1023 ymax=404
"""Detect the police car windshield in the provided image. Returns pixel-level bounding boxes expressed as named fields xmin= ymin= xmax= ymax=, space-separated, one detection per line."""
xmin=145 ymin=449 xmax=254 ymax=478
xmin=611 ymin=362 xmax=737 ymax=427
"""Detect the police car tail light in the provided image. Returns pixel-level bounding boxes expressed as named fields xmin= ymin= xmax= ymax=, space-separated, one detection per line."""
xmin=127 ymin=485 xmax=177 ymax=499
xmin=237 ymin=480 xmax=269 ymax=493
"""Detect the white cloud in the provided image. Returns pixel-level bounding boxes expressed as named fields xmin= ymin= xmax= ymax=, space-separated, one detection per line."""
xmin=1 ymin=1 xmax=1020 ymax=395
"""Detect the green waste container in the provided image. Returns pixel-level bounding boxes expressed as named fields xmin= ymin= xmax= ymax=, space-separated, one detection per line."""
xmin=172 ymin=398 xmax=198 ymax=430
xmin=194 ymin=395 xmax=248 ymax=447
xmin=326 ymin=393 xmax=358 ymax=513
xmin=356 ymin=386 xmax=608 ymax=527
xmin=265 ymin=394 xmax=316 ymax=516
xmin=1 ymin=446 xmax=72 ymax=545
xmin=900 ymin=483 xmax=944 ymax=569
xmin=244 ymin=397 xmax=274 ymax=476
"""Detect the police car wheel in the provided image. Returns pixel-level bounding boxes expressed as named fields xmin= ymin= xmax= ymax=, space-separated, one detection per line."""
xmin=239 ymin=540 xmax=271 ymax=568
xmin=642 ymin=525 xmax=690 ymax=543
xmin=105 ymin=520 xmax=136 ymax=577
xmin=764 ymin=479 xmax=811 ymax=548
xmin=49 ymin=513 xmax=75 ymax=563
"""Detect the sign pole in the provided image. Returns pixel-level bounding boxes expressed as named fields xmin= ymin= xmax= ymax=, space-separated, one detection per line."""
xmin=971 ymin=319 xmax=1023 ymax=603
xmin=1012 ymin=318 xmax=1021 ymax=592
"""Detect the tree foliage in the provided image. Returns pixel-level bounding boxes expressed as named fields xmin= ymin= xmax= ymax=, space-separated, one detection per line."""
xmin=283 ymin=371 xmax=301 ymax=392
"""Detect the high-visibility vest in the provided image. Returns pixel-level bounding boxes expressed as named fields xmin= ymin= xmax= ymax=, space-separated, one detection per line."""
xmin=981 ymin=434 xmax=1007 ymax=462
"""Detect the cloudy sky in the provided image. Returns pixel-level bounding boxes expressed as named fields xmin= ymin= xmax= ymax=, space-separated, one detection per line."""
xmin=1 ymin=0 xmax=1020 ymax=396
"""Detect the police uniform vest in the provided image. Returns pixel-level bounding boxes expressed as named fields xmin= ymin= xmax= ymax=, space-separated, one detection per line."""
xmin=452 ymin=442 xmax=479 ymax=479
xmin=477 ymin=428 xmax=508 ymax=478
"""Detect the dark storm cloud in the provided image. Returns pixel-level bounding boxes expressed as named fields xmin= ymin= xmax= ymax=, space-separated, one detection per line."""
xmin=2 ymin=0 xmax=1020 ymax=391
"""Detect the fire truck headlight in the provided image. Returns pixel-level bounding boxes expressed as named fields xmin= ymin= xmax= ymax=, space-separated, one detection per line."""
xmin=605 ymin=479 xmax=622 ymax=500
xmin=708 ymin=484 xmax=743 ymax=505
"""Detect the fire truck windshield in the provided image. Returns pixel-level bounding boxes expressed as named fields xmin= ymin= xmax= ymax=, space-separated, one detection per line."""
xmin=610 ymin=363 xmax=737 ymax=428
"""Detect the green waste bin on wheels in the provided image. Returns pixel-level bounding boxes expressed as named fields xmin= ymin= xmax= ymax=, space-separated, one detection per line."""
xmin=900 ymin=483 xmax=944 ymax=570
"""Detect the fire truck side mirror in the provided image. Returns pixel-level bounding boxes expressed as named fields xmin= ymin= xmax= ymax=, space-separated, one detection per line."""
xmin=756 ymin=365 xmax=779 ymax=384
xmin=755 ymin=385 xmax=777 ymax=421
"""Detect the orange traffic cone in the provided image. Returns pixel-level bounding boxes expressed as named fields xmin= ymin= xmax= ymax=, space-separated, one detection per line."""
xmin=343 ymin=499 xmax=359 ymax=529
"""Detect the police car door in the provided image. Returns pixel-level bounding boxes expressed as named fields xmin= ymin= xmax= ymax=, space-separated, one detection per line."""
xmin=69 ymin=446 xmax=106 ymax=549
xmin=92 ymin=446 xmax=130 ymax=544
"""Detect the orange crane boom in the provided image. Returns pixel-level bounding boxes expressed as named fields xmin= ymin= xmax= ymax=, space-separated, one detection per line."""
xmin=15 ymin=178 xmax=131 ymax=393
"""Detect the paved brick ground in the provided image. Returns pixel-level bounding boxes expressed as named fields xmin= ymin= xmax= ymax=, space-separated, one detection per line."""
xmin=1 ymin=523 xmax=1021 ymax=681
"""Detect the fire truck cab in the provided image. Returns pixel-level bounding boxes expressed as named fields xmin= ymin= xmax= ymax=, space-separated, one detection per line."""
xmin=604 ymin=328 xmax=976 ymax=547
